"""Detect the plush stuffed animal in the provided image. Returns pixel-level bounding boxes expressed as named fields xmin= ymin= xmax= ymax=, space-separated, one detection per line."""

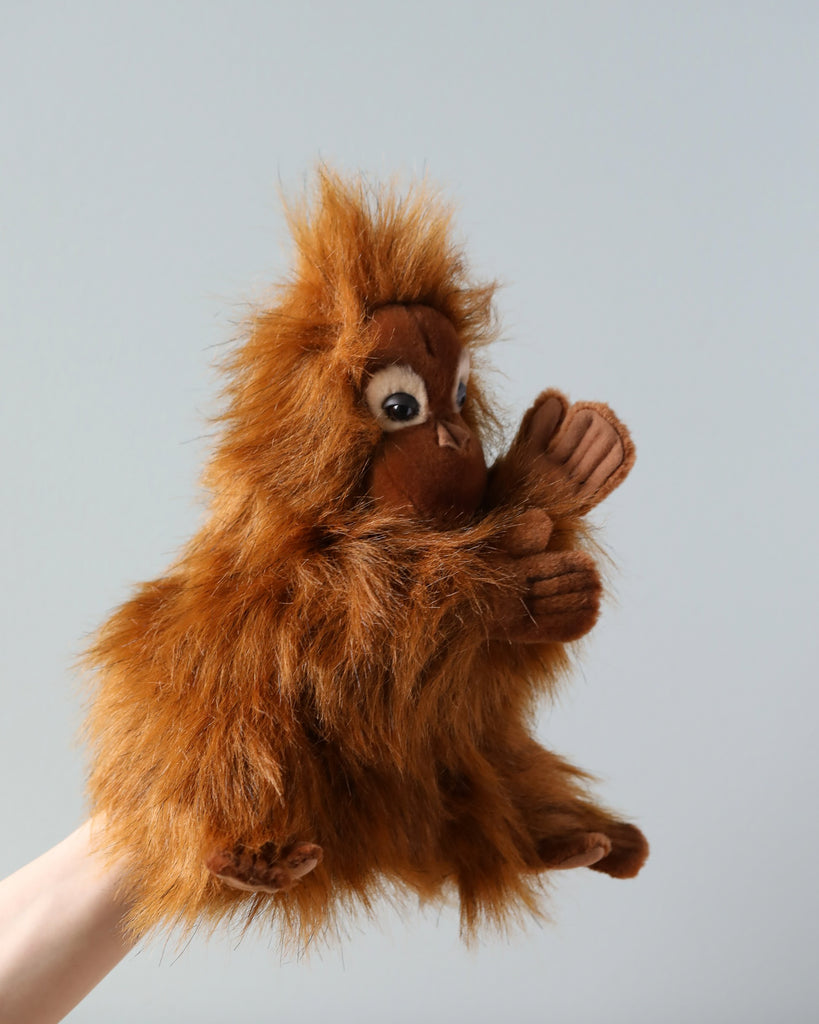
xmin=84 ymin=169 xmax=648 ymax=947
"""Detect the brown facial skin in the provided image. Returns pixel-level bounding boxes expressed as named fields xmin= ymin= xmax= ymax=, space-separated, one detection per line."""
xmin=364 ymin=304 xmax=487 ymax=527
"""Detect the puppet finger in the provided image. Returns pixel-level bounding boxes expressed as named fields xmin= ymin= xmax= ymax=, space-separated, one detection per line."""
xmin=530 ymin=590 xmax=599 ymax=617
xmin=519 ymin=389 xmax=570 ymax=453
xmin=498 ymin=508 xmax=554 ymax=556
xmin=539 ymin=831 xmax=612 ymax=871
xmin=518 ymin=549 xmax=598 ymax=584
xmin=529 ymin=595 xmax=600 ymax=636
xmin=527 ymin=566 xmax=599 ymax=599
xmin=283 ymin=842 xmax=323 ymax=879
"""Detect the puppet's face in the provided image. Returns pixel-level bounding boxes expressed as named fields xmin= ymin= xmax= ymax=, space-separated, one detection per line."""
xmin=363 ymin=304 xmax=487 ymax=526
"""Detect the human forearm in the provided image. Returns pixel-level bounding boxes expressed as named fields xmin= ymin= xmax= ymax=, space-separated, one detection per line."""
xmin=0 ymin=818 xmax=135 ymax=1024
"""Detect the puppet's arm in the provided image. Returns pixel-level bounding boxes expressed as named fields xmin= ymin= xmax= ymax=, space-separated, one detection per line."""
xmin=481 ymin=391 xmax=634 ymax=644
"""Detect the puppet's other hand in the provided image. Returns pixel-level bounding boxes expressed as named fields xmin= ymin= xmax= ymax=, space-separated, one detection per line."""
xmin=489 ymin=546 xmax=601 ymax=644
xmin=206 ymin=841 xmax=322 ymax=894
xmin=515 ymin=390 xmax=636 ymax=516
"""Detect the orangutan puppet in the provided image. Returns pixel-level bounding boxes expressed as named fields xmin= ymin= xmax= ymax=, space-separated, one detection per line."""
xmin=84 ymin=170 xmax=648 ymax=948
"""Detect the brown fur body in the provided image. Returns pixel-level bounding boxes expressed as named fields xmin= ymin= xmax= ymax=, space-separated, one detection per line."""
xmin=83 ymin=170 xmax=647 ymax=947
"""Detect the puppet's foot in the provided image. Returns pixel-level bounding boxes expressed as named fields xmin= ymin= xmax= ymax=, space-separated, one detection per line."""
xmin=588 ymin=822 xmax=649 ymax=879
xmin=206 ymin=841 xmax=322 ymax=894
xmin=538 ymin=831 xmax=612 ymax=871
xmin=539 ymin=823 xmax=648 ymax=877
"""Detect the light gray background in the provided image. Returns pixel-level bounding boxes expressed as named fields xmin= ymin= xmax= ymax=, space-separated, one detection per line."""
xmin=2 ymin=2 xmax=817 ymax=1022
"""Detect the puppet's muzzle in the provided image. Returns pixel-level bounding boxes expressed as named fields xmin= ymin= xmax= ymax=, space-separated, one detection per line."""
xmin=436 ymin=419 xmax=471 ymax=451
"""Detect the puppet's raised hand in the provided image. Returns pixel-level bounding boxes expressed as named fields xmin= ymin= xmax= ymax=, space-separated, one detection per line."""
xmin=513 ymin=390 xmax=636 ymax=517
xmin=488 ymin=509 xmax=601 ymax=644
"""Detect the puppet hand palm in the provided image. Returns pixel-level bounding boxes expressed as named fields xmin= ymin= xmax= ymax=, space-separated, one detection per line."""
xmin=520 ymin=390 xmax=635 ymax=515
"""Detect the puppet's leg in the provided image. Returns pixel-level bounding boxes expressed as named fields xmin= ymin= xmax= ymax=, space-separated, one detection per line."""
xmin=205 ymin=841 xmax=322 ymax=894
xmin=500 ymin=736 xmax=648 ymax=879
xmin=505 ymin=390 xmax=636 ymax=517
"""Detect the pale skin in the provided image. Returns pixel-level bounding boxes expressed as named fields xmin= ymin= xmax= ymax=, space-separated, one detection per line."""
xmin=0 ymin=819 xmax=135 ymax=1024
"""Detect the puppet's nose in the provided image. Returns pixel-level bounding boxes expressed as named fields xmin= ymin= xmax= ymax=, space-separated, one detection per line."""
xmin=436 ymin=419 xmax=471 ymax=451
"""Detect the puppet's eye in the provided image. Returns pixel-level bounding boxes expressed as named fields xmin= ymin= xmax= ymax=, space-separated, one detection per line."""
xmin=382 ymin=392 xmax=421 ymax=422
xmin=365 ymin=365 xmax=429 ymax=433
xmin=452 ymin=350 xmax=471 ymax=413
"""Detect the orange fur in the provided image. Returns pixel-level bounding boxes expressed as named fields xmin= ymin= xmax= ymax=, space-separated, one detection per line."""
xmin=83 ymin=169 xmax=646 ymax=951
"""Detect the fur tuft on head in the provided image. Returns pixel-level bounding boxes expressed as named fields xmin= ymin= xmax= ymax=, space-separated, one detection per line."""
xmin=204 ymin=168 xmax=499 ymax=537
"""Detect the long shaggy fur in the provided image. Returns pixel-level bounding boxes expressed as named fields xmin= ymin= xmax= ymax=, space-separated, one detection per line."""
xmin=83 ymin=169 xmax=607 ymax=949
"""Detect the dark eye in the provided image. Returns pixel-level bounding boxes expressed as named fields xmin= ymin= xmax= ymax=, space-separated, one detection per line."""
xmin=382 ymin=392 xmax=421 ymax=422
xmin=456 ymin=381 xmax=467 ymax=409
